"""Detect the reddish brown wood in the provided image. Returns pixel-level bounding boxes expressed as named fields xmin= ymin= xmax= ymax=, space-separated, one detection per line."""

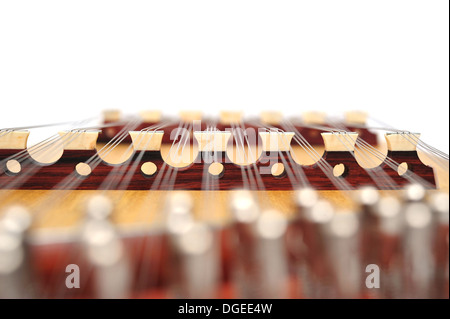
xmin=0 ymin=147 xmax=436 ymax=190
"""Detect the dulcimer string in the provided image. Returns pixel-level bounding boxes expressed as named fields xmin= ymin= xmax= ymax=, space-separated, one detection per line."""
xmin=0 ymin=112 xmax=447 ymax=299
xmin=357 ymin=137 xmax=435 ymax=188
xmin=280 ymin=119 xmax=354 ymax=193
xmin=99 ymin=120 xmax=177 ymax=191
xmin=0 ymin=115 xmax=132 ymax=179
xmin=350 ymin=116 xmax=449 ymax=161
xmin=0 ymin=117 xmax=100 ymax=132
xmin=312 ymin=119 xmax=436 ymax=190
xmin=0 ymin=129 xmax=90 ymax=193
xmin=259 ymin=126 xmax=307 ymax=190
xmin=283 ymin=121 xmax=371 ymax=194
xmin=55 ymin=123 xmax=175 ymax=298
xmin=329 ymin=120 xmax=435 ymax=189
xmin=231 ymin=121 xmax=264 ymax=192
xmin=37 ymin=120 xmax=169 ymax=297
xmin=132 ymin=120 xmax=198 ymax=291
xmin=27 ymin=118 xmax=144 ymax=226
xmin=0 ymin=117 xmax=94 ymax=164
xmin=400 ymin=133 xmax=449 ymax=171
xmin=246 ymin=121 xmax=300 ymax=187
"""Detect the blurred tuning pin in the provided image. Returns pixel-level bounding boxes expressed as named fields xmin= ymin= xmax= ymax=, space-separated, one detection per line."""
xmin=357 ymin=186 xmax=380 ymax=210
xmin=323 ymin=210 xmax=362 ymax=299
xmin=165 ymin=192 xmax=220 ymax=298
xmin=81 ymin=198 xmax=131 ymax=299
xmin=402 ymin=200 xmax=436 ymax=298
xmin=429 ymin=192 xmax=449 ymax=225
xmin=165 ymin=192 xmax=195 ymax=235
xmin=169 ymin=222 xmax=219 ymax=298
xmin=403 ymin=183 xmax=426 ymax=202
xmin=85 ymin=195 xmax=114 ymax=220
xmin=237 ymin=210 xmax=289 ymax=299
xmin=374 ymin=196 xmax=404 ymax=236
xmin=356 ymin=186 xmax=381 ymax=296
xmin=230 ymin=190 xmax=259 ymax=224
xmin=299 ymin=199 xmax=336 ymax=298
xmin=290 ymin=188 xmax=320 ymax=297
xmin=370 ymin=196 xmax=404 ymax=298
xmin=428 ymin=192 xmax=449 ymax=298
xmin=231 ymin=191 xmax=289 ymax=298
xmin=254 ymin=210 xmax=289 ymax=298
xmin=0 ymin=206 xmax=35 ymax=298
xmin=294 ymin=187 xmax=319 ymax=212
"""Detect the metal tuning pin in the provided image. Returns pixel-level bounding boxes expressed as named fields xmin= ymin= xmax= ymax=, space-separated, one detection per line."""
xmin=357 ymin=186 xmax=380 ymax=238
xmin=323 ymin=210 xmax=362 ymax=299
xmin=356 ymin=186 xmax=382 ymax=298
xmin=254 ymin=209 xmax=289 ymax=298
xmin=402 ymin=188 xmax=436 ymax=299
xmin=85 ymin=194 xmax=114 ymax=220
xmin=230 ymin=190 xmax=289 ymax=298
xmin=0 ymin=205 xmax=35 ymax=298
xmin=298 ymin=198 xmax=335 ymax=298
xmin=428 ymin=192 xmax=449 ymax=298
xmin=165 ymin=192 xmax=194 ymax=235
xmin=165 ymin=192 xmax=220 ymax=298
xmin=371 ymin=195 xmax=404 ymax=298
xmin=294 ymin=187 xmax=320 ymax=212
xmin=291 ymin=187 xmax=319 ymax=298
xmin=81 ymin=195 xmax=131 ymax=299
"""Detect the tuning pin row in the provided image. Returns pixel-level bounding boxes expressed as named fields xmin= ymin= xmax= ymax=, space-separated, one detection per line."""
xmin=0 ymin=184 xmax=446 ymax=299
xmin=289 ymin=184 xmax=449 ymax=299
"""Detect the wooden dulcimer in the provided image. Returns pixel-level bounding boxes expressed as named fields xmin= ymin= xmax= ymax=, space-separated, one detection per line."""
xmin=0 ymin=110 xmax=448 ymax=299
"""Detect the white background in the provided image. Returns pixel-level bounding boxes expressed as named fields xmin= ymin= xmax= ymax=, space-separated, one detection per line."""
xmin=0 ymin=0 xmax=448 ymax=152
